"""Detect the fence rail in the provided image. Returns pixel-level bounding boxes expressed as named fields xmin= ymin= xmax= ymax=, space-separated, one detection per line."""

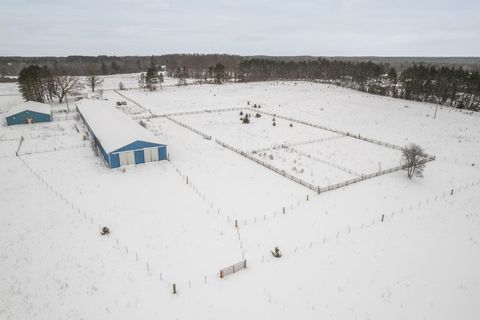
xmin=15 ymin=136 xmax=24 ymax=156
xmin=216 ymin=138 xmax=435 ymax=194
xmin=246 ymin=107 xmax=436 ymax=159
xmin=251 ymin=135 xmax=344 ymax=154
xmin=132 ymin=107 xmax=245 ymax=120
xmin=165 ymin=116 xmax=212 ymax=140
xmin=219 ymin=260 xmax=247 ymax=278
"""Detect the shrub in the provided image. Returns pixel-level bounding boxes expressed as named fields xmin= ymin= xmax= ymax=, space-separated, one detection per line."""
xmin=271 ymin=247 xmax=282 ymax=258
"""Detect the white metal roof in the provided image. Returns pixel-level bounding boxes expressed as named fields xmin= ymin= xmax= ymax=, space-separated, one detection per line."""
xmin=76 ymin=100 xmax=163 ymax=154
xmin=4 ymin=101 xmax=51 ymax=117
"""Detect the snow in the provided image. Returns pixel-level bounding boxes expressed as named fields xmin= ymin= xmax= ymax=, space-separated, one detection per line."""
xmin=76 ymin=100 xmax=164 ymax=153
xmin=3 ymin=101 xmax=51 ymax=118
xmin=1 ymin=78 xmax=480 ymax=319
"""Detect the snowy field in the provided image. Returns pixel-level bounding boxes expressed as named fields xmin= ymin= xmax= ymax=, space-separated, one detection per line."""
xmin=173 ymin=109 xmax=404 ymax=187
xmin=1 ymin=78 xmax=480 ymax=319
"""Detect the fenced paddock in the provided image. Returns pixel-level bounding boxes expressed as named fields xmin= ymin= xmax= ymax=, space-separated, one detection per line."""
xmin=159 ymin=107 xmax=435 ymax=193
xmin=170 ymin=108 xmax=339 ymax=151
xmin=216 ymin=139 xmax=429 ymax=194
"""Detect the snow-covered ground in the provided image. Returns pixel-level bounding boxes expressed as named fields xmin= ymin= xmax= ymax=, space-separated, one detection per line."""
xmin=101 ymin=73 xmax=196 ymax=91
xmin=1 ymin=78 xmax=480 ymax=319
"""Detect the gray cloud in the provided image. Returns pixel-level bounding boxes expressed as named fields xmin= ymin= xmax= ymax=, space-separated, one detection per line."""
xmin=0 ymin=0 xmax=479 ymax=56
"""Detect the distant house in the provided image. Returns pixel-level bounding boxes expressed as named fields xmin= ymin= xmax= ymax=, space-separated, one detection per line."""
xmin=4 ymin=101 xmax=51 ymax=126
xmin=76 ymin=100 xmax=167 ymax=168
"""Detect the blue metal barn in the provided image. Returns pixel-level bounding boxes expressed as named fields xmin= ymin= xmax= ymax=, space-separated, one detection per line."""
xmin=76 ymin=100 xmax=167 ymax=168
xmin=4 ymin=101 xmax=51 ymax=126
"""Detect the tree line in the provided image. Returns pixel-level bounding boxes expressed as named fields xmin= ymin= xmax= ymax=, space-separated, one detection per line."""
xmin=18 ymin=65 xmax=103 ymax=103
xmin=14 ymin=55 xmax=480 ymax=111
xmin=236 ymin=59 xmax=480 ymax=111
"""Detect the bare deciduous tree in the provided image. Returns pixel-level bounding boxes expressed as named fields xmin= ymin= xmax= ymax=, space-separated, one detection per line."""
xmin=85 ymin=74 xmax=104 ymax=92
xmin=53 ymin=74 xmax=83 ymax=103
xmin=402 ymin=143 xmax=426 ymax=179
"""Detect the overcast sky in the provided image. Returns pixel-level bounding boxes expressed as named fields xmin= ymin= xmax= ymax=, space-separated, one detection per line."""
xmin=1 ymin=0 xmax=479 ymax=57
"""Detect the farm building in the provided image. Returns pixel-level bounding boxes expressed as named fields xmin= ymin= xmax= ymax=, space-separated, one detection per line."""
xmin=4 ymin=101 xmax=51 ymax=125
xmin=76 ymin=100 xmax=167 ymax=168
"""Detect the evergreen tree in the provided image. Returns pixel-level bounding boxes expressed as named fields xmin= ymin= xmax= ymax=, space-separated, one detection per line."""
xmin=18 ymin=65 xmax=52 ymax=103
xmin=145 ymin=67 xmax=159 ymax=91
xmin=175 ymin=67 xmax=188 ymax=86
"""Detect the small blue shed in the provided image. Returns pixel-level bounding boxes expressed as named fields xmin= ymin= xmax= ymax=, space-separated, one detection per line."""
xmin=76 ymin=100 xmax=167 ymax=168
xmin=5 ymin=101 xmax=51 ymax=126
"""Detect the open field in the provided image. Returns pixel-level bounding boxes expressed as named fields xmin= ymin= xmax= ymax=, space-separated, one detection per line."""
xmin=1 ymin=77 xmax=480 ymax=319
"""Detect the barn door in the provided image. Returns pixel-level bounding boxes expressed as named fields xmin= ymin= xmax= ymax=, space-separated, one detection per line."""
xmin=151 ymin=148 xmax=159 ymax=161
xmin=119 ymin=151 xmax=135 ymax=166
xmin=144 ymin=148 xmax=159 ymax=163
xmin=144 ymin=148 xmax=152 ymax=163
xmin=127 ymin=151 xmax=135 ymax=165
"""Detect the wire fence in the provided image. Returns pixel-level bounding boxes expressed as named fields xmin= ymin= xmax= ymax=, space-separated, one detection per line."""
xmin=215 ymin=138 xmax=435 ymax=194
xmin=246 ymin=107 xmax=436 ymax=159
xmin=16 ymin=156 xmax=185 ymax=292
xmin=132 ymin=107 xmax=245 ymax=120
xmin=164 ymin=116 xmax=212 ymax=140
xmin=15 ymin=136 xmax=24 ymax=156
xmin=288 ymin=146 xmax=363 ymax=177
xmin=250 ymin=135 xmax=344 ymax=154
xmin=17 ymin=143 xmax=88 ymax=156
xmin=52 ymin=112 xmax=79 ymax=121
xmin=13 ymin=142 xmax=472 ymax=295
xmin=248 ymin=178 xmax=480 ymax=266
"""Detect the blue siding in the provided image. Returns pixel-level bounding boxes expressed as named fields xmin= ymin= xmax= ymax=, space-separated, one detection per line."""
xmin=158 ymin=146 xmax=167 ymax=160
xmin=98 ymin=142 xmax=110 ymax=167
xmin=6 ymin=110 xmax=51 ymax=126
xmin=134 ymin=150 xmax=145 ymax=164
xmin=76 ymin=107 xmax=168 ymax=169
xmin=112 ymin=140 xmax=166 ymax=153
xmin=110 ymin=153 xmax=120 ymax=168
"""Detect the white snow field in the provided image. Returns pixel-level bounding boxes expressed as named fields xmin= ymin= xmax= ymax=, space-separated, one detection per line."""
xmin=1 ymin=78 xmax=480 ymax=320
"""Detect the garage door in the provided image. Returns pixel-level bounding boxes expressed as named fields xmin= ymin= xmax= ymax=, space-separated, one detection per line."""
xmin=144 ymin=148 xmax=159 ymax=163
xmin=119 ymin=151 xmax=135 ymax=166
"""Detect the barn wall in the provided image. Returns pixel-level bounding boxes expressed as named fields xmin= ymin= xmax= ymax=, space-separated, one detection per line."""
xmin=6 ymin=110 xmax=51 ymax=125
xmin=158 ymin=146 xmax=167 ymax=160
xmin=110 ymin=153 xmax=120 ymax=168
xmin=134 ymin=150 xmax=145 ymax=164
xmin=112 ymin=140 xmax=166 ymax=153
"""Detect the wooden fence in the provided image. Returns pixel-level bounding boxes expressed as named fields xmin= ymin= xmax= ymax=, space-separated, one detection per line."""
xmin=132 ymin=107 xmax=244 ymax=120
xmin=251 ymin=135 xmax=344 ymax=154
xmin=246 ymin=107 xmax=437 ymax=157
xmin=216 ymin=138 xmax=435 ymax=194
xmin=219 ymin=260 xmax=247 ymax=279
xmin=164 ymin=116 xmax=212 ymax=140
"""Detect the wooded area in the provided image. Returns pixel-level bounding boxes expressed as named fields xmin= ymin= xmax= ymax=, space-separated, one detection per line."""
xmin=5 ymin=54 xmax=480 ymax=111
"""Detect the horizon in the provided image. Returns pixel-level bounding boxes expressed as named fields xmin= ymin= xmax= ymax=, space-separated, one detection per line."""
xmin=2 ymin=54 xmax=480 ymax=58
